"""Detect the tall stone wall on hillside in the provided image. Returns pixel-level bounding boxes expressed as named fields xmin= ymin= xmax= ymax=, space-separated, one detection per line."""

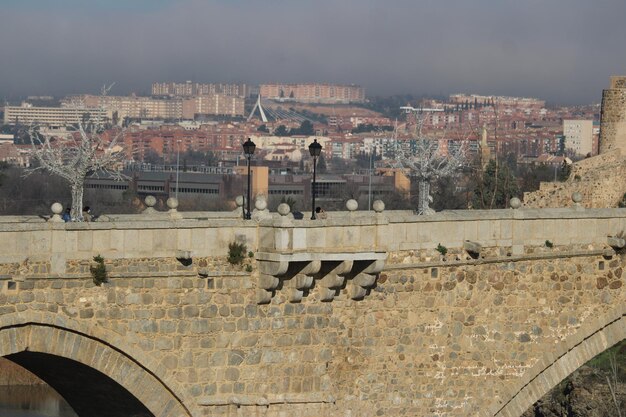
xmin=523 ymin=150 xmax=626 ymax=208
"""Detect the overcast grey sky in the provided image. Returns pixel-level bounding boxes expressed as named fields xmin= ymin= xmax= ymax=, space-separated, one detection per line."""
xmin=0 ymin=0 xmax=624 ymax=104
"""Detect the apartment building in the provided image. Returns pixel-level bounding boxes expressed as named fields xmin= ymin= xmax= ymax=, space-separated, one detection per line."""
xmin=75 ymin=94 xmax=244 ymax=120
xmin=152 ymin=82 xmax=248 ymax=98
xmin=259 ymin=83 xmax=365 ymax=104
xmin=449 ymin=94 xmax=545 ymax=109
xmin=182 ymin=95 xmax=245 ymax=118
xmin=563 ymin=119 xmax=594 ymax=156
xmin=3 ymin=103 xmax=107 ymax=127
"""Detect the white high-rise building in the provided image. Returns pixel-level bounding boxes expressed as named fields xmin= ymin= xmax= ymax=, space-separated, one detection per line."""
xmin=563 ymin=119 xmax=594 ymax=156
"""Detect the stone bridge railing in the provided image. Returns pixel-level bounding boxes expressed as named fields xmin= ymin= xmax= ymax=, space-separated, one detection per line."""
xmin=3 ymin=200 xmax=626 ymax=299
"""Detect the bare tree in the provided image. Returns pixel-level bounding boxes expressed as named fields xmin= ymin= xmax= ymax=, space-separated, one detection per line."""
xmin=389 ymin=113 xmax=467 ymax=214
xmin=28 ymin=85 xmax=126 ymax=220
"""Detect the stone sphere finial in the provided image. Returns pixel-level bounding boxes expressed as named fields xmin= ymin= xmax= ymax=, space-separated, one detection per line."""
xmin=346 ymin=199 xmax=358 ymax=212
xmin=572 ymin=192 xmax=583 ymax=204
xmin=51 ymin=202 xmax=63 ymax=215
xmin=255 ymin=196 xmax=267 ymax=211
xmin=166 ymin=197 xmax=179 ymax=210
xmin=235 ymin=195 xmax=244 ymax=207
xmin=144 ymin=195 xmax=156 ymax=208
xmin=277 ymin=203 xmax=291 ymax=216
xmin=372 ymin=200 xmax=385 ymax=213
xmin=50 ymin=202 xmax=64 ymax=223
xmin=509 ymin=197 xmax=521 ymax=209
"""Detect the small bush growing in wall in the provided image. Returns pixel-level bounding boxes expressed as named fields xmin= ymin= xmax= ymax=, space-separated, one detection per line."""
xmin=90 ymin=255 xmax=108 ymax=286
xmin=545 ymin=240 xmax=554 ymax=248
xmin=248 ymin=251 xmax=254 ymax=258
xmin=245 ymin=264 xmax=253 ymax=273
xmin=436 ymin=243 xmax=448 ymax=256
xmin=228 ymin=242 xmax=247 ymax=265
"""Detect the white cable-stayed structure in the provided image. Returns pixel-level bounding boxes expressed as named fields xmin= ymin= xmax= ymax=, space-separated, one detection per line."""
xmin=247 ymin=94 xmax=268 ymax=123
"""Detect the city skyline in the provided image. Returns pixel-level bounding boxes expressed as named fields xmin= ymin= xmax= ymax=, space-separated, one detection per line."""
xmin=0 ymin=0 xmax=625 ymax=104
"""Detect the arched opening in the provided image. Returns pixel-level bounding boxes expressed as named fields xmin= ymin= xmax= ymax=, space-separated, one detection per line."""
xmin=5 ymin=351 xmax=153 ymax=417
xmin=0 ymin=322 xmax=191 ymax=417
xmin=489 ymin=306 xmax=626 ymax=417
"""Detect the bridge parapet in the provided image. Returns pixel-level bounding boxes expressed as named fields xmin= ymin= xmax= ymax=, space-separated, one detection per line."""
xmin=0 ymin=206 xmax=625 ymax=280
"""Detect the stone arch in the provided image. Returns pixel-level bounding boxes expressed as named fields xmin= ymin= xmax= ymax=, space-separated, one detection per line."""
xmin=486 ymin=304 xmax=626 ymax=417
xmin=0 ymin=312 xmax=192 ymax=417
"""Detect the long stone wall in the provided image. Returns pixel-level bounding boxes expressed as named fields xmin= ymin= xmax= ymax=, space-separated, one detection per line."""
xmin=0 ymin=208 xmax=625 ymax=416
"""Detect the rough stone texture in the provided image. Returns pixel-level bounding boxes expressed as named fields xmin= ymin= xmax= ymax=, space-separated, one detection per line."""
xmin=523 ymin=150 xmax=626 ymax=208
xmin=0 ymin=210 xmax=624 ymax=416
xmin=0 ymin=357 xmax=45 ymax=385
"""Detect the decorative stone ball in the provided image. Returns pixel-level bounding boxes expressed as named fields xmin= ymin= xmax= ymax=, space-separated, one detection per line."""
xmin=166 ymin=197 xmax=179 ymax=210
xmin=255 ymin=197 xmax=267 ymax=211
xmin=572 ymin=192 xmax=583 ymax=204
xmin=235 ymin=195 xmax=244 ymax=207
xmin=277 ymin=203 xmax=291 ymax=216
xmin=51 ymin=202 xmax=63 ymax=215
xmin=509 ymin=197 xmax=521 ymax=209
xmin=346 ymin=199 xmax=358 ymax=211
xmin=372 ymin=200 xmax=385 ymax=213
xmin=144 ymin=195 xmax=156 ymax=208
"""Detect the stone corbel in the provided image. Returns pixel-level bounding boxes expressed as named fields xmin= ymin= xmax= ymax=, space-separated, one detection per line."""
xmin=464 ymin=240 xmax=482 ymax=259
xmin=317 ymin=261 xmax=353 ymax=302
xmin=257 ymin=259 xmax=321 ymax=304
xmin=607 ymin=236 xmax=626 ymax=249
xmin=256 ymin=253 xmax=387 ymax=304
xmin=347 ymin=259 xmax=385 ymax=300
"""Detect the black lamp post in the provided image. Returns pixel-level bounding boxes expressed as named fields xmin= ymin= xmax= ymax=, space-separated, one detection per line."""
xmin=242 ymin=138 xmax=256 ymax=220
xmin=308 ymin=139 xmax=322 ymax=220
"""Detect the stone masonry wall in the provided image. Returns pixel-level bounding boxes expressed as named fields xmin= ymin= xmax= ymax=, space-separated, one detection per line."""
xmin=0 ymin=245 xmax=624 ymax=417
xmin=523 ymin=150 xmax=626 ymax=208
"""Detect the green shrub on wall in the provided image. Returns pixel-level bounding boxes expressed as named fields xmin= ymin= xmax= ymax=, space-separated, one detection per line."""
xmin=228 ymin=242 xmax=247 ymax=265
xmin=90 ymin=255 xmax=108 ymax=286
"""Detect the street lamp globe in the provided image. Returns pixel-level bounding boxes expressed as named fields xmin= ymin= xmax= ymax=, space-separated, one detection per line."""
xmin=243 ymin=138 xmax=256 ymax=156
xmin=308 ymin=139 xmax=322 ymax=158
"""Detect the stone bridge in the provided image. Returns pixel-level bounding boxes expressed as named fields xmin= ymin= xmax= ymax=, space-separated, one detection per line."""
xmin=0 ymin=202 xmax=625 ymax=417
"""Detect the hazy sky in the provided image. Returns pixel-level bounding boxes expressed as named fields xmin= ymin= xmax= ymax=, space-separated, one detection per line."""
xmin=0 ymin=0 xmax=624 ymax=104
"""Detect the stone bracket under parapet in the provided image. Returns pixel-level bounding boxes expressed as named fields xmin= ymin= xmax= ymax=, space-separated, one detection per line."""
xmin=255 ymin=252 xmax=387 ymax=304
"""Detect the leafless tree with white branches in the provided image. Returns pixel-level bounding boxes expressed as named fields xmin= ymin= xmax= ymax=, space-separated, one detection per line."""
xmin=27 ymin=85 xmax=126 ymax=220
xmin=390 ymin=112 xmax=467 ymax=214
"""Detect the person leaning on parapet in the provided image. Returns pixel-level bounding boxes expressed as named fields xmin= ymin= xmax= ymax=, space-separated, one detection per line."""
xmin=62 ymin=208 xmax=71 ymax=222
xmin=82 ymin=206 xmax=92 ymax=222
xmin=315 ymin=206 xmax=328 ymax=220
